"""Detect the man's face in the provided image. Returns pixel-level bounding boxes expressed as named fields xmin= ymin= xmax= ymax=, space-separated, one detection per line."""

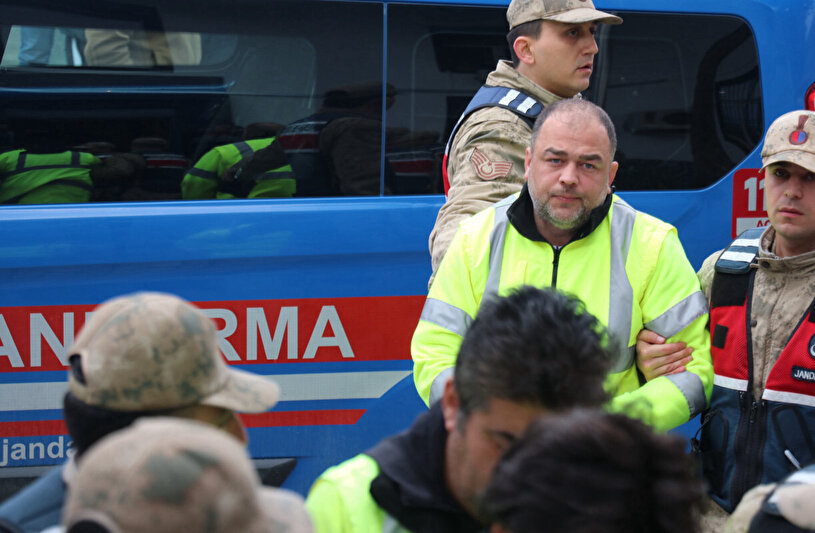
xmin=764 ymin=161 xmax=815 ymax=257
xmin=524 ymin=110 xmax=617 ymax=244
xmin=443 ymin=390 xmax=545 ymax=520
xmin=525 ymin=21 xmax=599 ymax=97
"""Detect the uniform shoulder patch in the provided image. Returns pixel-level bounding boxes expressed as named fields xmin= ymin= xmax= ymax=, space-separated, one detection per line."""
xmin=469 ymin=147 xmax=513 ymax=181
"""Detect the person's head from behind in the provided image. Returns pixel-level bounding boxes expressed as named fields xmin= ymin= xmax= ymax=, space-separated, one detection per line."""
xmin=524 ymin=98 xmax=618 ymax=246
xmin=62 ymin=417 xmax=312 ymax=533
xmin=484 ymin=409 xmax=702 ymax=533
xmin=441 ymin=286 xmax=611 ymax=519
xmin=759 ymin=110 xmax=815 ymax=258
xmin=63 ymin=291 xmax=280 ymax=458
xmin=506 ymin=0 xmax=621 ymax=97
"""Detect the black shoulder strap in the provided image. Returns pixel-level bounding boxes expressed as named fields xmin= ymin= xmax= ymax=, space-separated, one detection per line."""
xmin=711 ymin=227 xmax=764 ymax=308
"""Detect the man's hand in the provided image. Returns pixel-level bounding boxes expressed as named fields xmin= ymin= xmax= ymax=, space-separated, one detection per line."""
xmin=636 ymin=329 xmax=693 ymax=382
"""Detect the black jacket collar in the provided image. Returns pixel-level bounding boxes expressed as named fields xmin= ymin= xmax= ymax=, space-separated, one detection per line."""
xmin=507 ymin=183 xmax=613 ymax=244
xmin=366 ymin=403 xmax=484 ymax=533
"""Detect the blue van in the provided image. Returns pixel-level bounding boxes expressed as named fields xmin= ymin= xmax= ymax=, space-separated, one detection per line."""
xmin=0 ymin=0 xmax=812 ymax=497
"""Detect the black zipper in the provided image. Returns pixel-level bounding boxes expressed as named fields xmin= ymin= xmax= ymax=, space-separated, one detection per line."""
xmin=551 ymin=246 xmax=562 ymax=288
xmin=729 ymin=271 xmax=768 ymax=507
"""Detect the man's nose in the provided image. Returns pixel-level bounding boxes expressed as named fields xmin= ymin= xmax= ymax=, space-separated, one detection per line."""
xmin=584 ymin=34 xmax=599 ymax=55
xmin=559 ymin=163 xmax=579 ymax=185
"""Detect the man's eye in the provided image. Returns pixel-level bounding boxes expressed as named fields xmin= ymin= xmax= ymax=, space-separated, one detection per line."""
xmin=548 ymin=158 xmax=562 ymax=164
xmin=582 ymin=163 xmax=597 ymax=170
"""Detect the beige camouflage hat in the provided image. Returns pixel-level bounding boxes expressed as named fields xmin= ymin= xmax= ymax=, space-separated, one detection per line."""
xmin=761 ymin=110 xmax=815 ymax=175
xmin=63 ymin=417 xmax=313 ymax=533
xmin=507 ymin=0 xmax=622 ymax=29
xmin=67 ymin=292 xmax=279 ymax=412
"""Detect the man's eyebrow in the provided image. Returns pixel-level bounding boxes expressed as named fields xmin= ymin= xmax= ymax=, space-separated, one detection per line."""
xmin=543 ymin=148 xmax=568 ymax=157
xmin=542 ymin=148 xmax=604 ymax=162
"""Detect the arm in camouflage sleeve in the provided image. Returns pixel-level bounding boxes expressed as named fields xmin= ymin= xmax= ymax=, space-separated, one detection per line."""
xmin=428 ymin=109 xmax=531 ymax=276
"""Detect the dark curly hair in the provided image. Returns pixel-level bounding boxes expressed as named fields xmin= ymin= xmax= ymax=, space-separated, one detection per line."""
xmin=484 ymin=409 xmax=703 ymax=533
xmin=454 ymin=286 xmax=611 ymax=417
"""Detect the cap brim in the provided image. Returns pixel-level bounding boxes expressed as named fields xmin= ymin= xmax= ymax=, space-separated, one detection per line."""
xmin=545 ymin=8 xmax=622 ymax=25
xmin=256 ymin=488 xmax=313 ymax=533
xmin=761 ymin=150 xmax=815 ymax=175
xmin=202 ymin=367 xmax=280 ymax=414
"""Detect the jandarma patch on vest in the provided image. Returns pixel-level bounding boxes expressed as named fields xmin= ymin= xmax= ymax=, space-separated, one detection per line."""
xmin=792 ymin=365 xmax=815 ymax=383
xmin=469 ymin=148 xmax=513 ymax=180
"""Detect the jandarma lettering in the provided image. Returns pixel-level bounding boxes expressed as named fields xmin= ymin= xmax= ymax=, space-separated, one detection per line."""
xmin=792 ymin=366 xmax=815 ymax=383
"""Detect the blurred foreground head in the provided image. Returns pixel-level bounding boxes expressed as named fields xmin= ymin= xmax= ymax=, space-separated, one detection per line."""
xmin=63 ymin=417 xmax=312 ymax=533
xmin=484 ymin=408 xmax=703 ymax=533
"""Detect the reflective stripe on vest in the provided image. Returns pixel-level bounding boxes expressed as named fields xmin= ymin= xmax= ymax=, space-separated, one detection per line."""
xmin=442 ymin=86 xmax=543 ymax=194
xmin=382 ymin=514 xmax=411 ymax=533
xmin=0 ymin=150 xmax=95 ymax=204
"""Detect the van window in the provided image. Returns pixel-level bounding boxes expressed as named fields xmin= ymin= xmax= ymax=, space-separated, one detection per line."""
xmin=0 ymin=2 xmax=762 ymax=205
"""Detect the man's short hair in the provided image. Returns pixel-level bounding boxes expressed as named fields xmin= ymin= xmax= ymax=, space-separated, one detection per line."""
xmin=454 ymin=286 xmax=611 ymax=417
xmin=484 ymin=409 xmax=703 ymax=533
xmin=530 ymin=98 xmax=617 ymax=159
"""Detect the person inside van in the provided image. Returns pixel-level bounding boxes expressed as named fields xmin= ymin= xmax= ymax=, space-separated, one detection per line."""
xmin=428 ymin=0 xmax=622 ymax=280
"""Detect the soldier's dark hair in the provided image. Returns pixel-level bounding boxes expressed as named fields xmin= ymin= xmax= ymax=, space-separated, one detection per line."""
xmin=507 ymin=20 xmax=543 ymax=67
xmin=454 ymin=286 xmax=610 ymax=417
xmin=530 ymin=98 xmax=617 ymax=159
xmin=483 ymin=409 xmax=703 ymax=533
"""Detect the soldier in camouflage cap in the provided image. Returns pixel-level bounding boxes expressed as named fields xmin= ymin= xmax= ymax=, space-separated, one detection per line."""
xmin=63 ymin=417 xmax=312 ymax=533
xmin=427 ymin=0 xmax=621 ymax=282
xmin=726 ymin=463 xmax=815 ymax=532
xmin=637 ymin=110 xmax=815 ymax=533
xmin=0 ymin=292 xmax=280 ymax=533
xmin=67 ymin=291 xmax=279 ymax=415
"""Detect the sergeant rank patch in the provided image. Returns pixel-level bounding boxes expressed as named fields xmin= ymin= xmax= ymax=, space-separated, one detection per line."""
xmin=469 ymin=148 xmax=513 ymax=181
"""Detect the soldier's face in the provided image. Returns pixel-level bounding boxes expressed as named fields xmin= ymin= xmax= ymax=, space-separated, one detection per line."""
xmin=527 ymin=21 xmax=599 ymax=97
xmin=524 ymin=111 xmax=617 ymax=244
xmin=764 ymin=161 xmax=815 ymax=257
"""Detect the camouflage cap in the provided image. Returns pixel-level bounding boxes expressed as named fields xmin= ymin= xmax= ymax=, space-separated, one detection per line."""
xmin=761 ymin=110 xmax=815 ymax=175
xmin=507 ymin=0 xmax=622 ymax=29
xmin=67 ymin=292 xmax=279 ymax=412
xmin=746 ymin=466 xmax=815 ymax=532
xmin=63 ymin=418 xmax=313 ymax=533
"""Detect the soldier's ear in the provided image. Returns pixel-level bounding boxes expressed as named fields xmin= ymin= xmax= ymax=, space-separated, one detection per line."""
xmin=513 ymin=36 xmax=535 ymax=66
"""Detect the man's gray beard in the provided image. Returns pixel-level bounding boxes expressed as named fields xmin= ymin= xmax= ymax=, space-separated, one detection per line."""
xmin=535 ymin=200 xmax=591 ymax=231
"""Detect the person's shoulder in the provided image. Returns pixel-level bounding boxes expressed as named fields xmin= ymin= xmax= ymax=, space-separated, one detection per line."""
xmin=0 ymin=465 xmax=66 ymax=532
xmin=461 ymin=105 xmax=532 ymax=130
xmin=314 ymin=453 xmax=380 ymax=488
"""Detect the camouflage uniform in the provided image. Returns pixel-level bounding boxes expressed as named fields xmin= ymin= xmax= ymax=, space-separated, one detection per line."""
xmin=697 ymin=110 xmax=815 ymax=533
xmin=428 ymin=60 xmax=565 ymax=274
xmin=697 ymin=228 xmax=815 ymax=532
xmin=63 ymin=417 xmax=312 ymax=533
